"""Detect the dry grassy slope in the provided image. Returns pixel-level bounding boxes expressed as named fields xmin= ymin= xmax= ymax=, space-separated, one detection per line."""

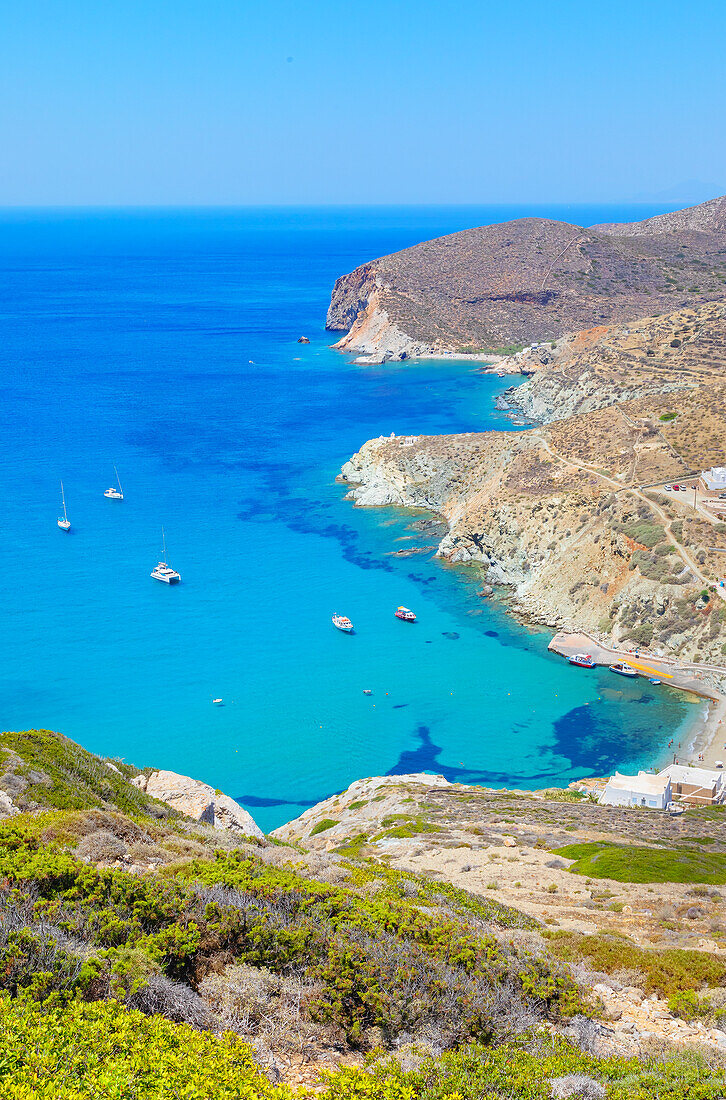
xmin=274 ymin=776 xmax=726 ymax=950
xmin=340 ymin=405 xmax=726 ymax=661
xmin=507 ymin=302 xmax=726 ymax=422
xmin=327 ymin=200 xmax=726 ymax=358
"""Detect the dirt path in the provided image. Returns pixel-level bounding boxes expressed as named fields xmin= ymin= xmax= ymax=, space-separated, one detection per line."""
xmin=536 ymin=434 xmax=712 ymax=588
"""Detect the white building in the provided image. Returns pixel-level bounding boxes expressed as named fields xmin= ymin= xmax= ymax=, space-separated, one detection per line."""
xmin=658 ymin=763 xmax=725 ymax=806
xmin=599 ymin=771 xmax=672 ymax=809
xmin=700 ymin=467 xmax=726 ymax=493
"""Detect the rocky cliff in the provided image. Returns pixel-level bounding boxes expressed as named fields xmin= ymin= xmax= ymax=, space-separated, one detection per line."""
xmin=339 ymin=391 xmax=726 ymax=663
xmin=503 ymin=301 xmax=726 ymax=423
xmin=327 ymin=197 xmax=726 ymax=363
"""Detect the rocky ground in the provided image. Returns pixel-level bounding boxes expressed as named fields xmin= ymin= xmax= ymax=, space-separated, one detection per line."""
xmin=275 ymin=774 xmax=726 ymax=1055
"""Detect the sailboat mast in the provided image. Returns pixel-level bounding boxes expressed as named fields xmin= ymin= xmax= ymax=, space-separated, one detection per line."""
xmin=161 ymin=526 xmax=166 ymax=560
xmin=114 ymin=465 xmax=122 ymax=493
xmin=61 ymin=481 xmax=68 ymax=521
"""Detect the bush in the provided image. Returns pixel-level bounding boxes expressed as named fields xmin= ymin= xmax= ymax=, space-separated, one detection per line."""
xmin=0 ymin=994 xmax=288 ymax=1098
xmin=546 ymin=932 xmax=726 ymax=996
xmin=76 ymin=830 xmax=127 ymax=863
xmin=668 ymin=988 xmax=712 ymax=1021
xmin=310 ymin=819 xmax=337 ymax=836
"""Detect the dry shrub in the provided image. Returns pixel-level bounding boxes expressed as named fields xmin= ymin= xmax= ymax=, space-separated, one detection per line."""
xmin=162 ymin=834 xmax=207 ymax=858
xmin=128 ymin=840 xmax=168 ymax=863
xmin=610 ymin=967 xmax=647 ymax=989
xmin=128 ymin=972 xmax=213 ymax=1029
xmin=76 ymin=830 xmax=127 ymax=863
xmin=550 ymin=1074 xmax=606 ymax=1099
xmin=199 ymin=963 xmax=337 ymax=1058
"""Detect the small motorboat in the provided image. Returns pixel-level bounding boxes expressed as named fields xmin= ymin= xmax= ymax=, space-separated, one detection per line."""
xmin=104 ymin=465 xmax=124 ymax=500
xmin=363 ymin=689 xmax=373 ymax=695
xmin=332 ymin=613 xmax=354 ymax=633
xmin=609 ymin=662 xmax=637 ymax=678
xmin=649 ymin=677 xmax=662 ymax=685
xmin=394 ymin=606 xmax=416 ymax=622
xmin=568 ymin=653 xmax=595 ymax=668
xmin=212 ymin=698 xmax=224 ymax=706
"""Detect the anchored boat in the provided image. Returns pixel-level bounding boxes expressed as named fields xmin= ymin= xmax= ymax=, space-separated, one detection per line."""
xmin=394 ymin=606 xmax=416 ymax=622
xmin=332 ymin=613 xmax=354 ymax=633
xmin=104 ymin=465 xmax=124 ymax=500
xmin=151 ymin=527 xmax=180 ymax=584
xmin=568 ymin=653 xmax=595 ymax=668
xmin=57 ymin=481 xmax=71 ymax=531
xmin=609 ymin=662 xmax=637 ymax=678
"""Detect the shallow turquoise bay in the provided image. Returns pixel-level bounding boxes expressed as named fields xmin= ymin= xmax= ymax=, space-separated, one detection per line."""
xmin=0 ymin=206 xmax=698 ymax=830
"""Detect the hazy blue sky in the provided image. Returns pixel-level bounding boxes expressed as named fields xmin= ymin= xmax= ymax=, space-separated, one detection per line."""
xmin=1 ymin=0 xmax=724 ymax=205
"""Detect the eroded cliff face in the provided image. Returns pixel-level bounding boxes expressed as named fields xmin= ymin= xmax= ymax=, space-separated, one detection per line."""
xmin=502 ymin=303 xmax=726 ymax=424
xmin=340 ymin=426 xmax=726 ymax=662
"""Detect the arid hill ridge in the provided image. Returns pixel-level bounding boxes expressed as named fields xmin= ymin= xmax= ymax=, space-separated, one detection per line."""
xmin=327 ymin=197 xmax=726 ymax=363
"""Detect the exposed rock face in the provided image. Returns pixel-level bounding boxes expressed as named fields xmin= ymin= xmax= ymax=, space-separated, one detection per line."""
xmin=327 ymin=198 xmax=726 ymax=363
xmin=272 ymin=773 xmax=450 ymax=845
xmin=503 ymin=302 xmax=726 ymax=423
xmin=132 ymin=770 xmax=264 ymax=839
xmin=339 ymin=400 xmax=726 ymax=661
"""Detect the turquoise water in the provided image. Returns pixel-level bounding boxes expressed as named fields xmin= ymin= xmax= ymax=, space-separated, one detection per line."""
xmin=0 ymin=206 xmax=697 ymax=830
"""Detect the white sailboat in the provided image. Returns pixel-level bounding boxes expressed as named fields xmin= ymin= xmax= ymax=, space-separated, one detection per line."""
xmin=57 ymin=481 xmax=71 ymax=531
xmin=104 ymin=466 xmax=124 ymax=500
xmin=151 ymin=527 xmax=180 ymax=584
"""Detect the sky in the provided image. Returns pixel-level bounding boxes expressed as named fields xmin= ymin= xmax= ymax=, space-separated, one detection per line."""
xmin=0 ymin=0 xmax=724 ymax=206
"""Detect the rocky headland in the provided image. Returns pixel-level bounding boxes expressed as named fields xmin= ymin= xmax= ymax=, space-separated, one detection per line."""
xmin=333 ymin=196 xmax=726 ymax=682
xmin=327 ymin=196 xmax=726 ymax=364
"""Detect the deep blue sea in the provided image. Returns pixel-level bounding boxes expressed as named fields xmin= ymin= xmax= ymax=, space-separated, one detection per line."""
xmin=0 ymin=205 xmax=699 ymax=830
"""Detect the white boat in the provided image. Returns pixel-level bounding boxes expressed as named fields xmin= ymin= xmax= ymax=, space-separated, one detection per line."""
xmin=57 ymin=481 xmax=71 ymax=531
xmin=151 ymin=527 xmax=180 ymax=584
xmin=394 ymin=606 xmax=416 ymax=622
xmin=212 ymin=698 xmax=224 ymax=706
xmin=332 ymin=613 xmax=354 ymax=633
xmin=609 ymin=661 xmax=637 ymax=678
xmin=104 ymin=466 xmax=124 ymax=500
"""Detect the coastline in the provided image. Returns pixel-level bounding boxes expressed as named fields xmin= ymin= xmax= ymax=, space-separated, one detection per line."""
xmin=339 ymin=437 xmax=726 ymax=785
xmin=548 ymin=630 xmax=726 ymax=771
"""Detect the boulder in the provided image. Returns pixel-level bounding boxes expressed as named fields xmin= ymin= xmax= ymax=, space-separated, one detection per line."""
xmin=133 ymin=770 xmax=264 ymax=839
xmin=297 ymin=336 xmax=310 ymax=344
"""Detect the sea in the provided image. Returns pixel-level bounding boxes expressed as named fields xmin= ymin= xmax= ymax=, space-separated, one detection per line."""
xmin=0 ymin=205 xmax=699 ymax=831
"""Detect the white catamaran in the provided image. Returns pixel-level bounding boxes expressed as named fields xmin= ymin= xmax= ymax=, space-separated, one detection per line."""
xmin=151 ymin=527 xmax=181 ymax=584
xmin=104 ymin=466 xmax=124 ymax=500
xmin=57 ymin=481 xmax=71 ymax=531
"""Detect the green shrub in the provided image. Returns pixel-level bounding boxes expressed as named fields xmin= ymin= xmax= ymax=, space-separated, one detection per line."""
xmin=546 ymin=932 xmax=726 ymax=996
xmin=668 ymin=988 xmax=712 ymax=1021
xmin=0 ymin=994 xmax=289 ymax=1099
xmin=621 ymin=521 xmax=664 ymax=549
xmin=310 ymin=819 xmax=337 ymax=836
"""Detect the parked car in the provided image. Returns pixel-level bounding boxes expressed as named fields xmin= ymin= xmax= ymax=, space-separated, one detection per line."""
xmin=719 ymin=493 xmax=726 ymax=500
xmin=664 ymin=484 xmax=673 ymax=491
xmin=672 ymin=484 xmax=680 ymax=490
